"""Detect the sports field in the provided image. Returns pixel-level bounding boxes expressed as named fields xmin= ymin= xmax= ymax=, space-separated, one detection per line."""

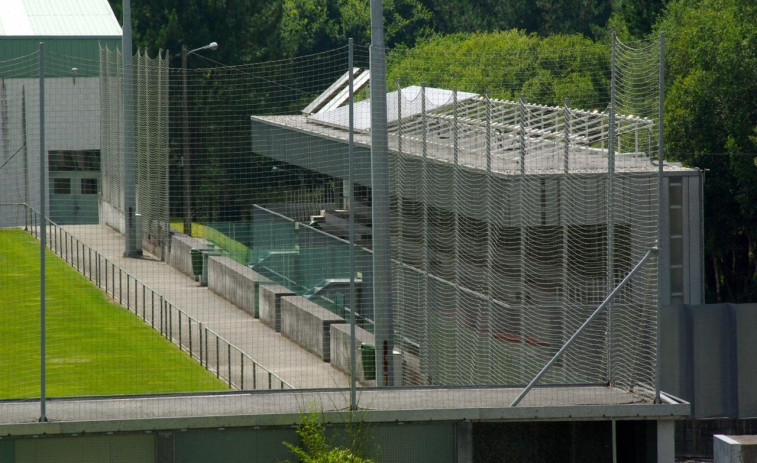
xmin=0 ymin=229 xmax=227 ymax=398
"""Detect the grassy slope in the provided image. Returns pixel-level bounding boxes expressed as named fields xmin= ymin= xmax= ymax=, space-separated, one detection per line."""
xmin=0 ymin=229 xmax=227 ymax=398
xmin=171 ymin=221 xmax=249 ymax=263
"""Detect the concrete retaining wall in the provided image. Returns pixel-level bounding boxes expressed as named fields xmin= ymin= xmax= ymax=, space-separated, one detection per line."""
xmin=330 ymin=323 xmax=374 ymax=382
xmin=281 ymin=296 xmax=344 ymax=362
xmin=259 ymin=284 xmax=296 ymax=332
xmin=714 ymin=435 xmax=757 ymax=463
xmin=99 ymin=198 xmax=125 ymax=234
xmin=170 ymin=234 xmax=208 ymax=277
xmin=208 ymin=256 xmax=265 ymax=317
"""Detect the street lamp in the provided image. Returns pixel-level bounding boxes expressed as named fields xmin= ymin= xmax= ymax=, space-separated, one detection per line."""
xmin=182 ymin=41 xmax=218 ymax=236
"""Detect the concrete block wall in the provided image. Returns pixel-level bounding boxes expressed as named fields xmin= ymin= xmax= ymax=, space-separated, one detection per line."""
xmin=714 ymin=435 xmax=757 ymax=463
xmin=259 ymin=284 xmax=296 ymax=332
xmin=331 ymin=323 xmax=374 ymax=382
xmin=208 ymin=255 xmax=264 ymax=317
xmin=170 ymin=234 xmax=208 ymax=277
xmin=280 ymin=296 xmax=344 ymax=362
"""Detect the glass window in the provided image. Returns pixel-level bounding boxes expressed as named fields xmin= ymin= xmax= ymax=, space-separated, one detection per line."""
xmin=81 ymin=178 xmax=98 ymax=195
xmin=53 ymin=178 xmax=71 ymax=195
xmin=49 ymin=150 xmax=101 ymax=172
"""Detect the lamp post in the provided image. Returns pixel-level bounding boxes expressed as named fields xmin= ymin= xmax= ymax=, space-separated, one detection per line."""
xmin=182 ymin=41 xmax=218 ymax=236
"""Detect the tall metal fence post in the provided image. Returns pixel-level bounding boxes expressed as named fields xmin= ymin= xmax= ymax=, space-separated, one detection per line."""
xmin=562 ymin=98 xmax=571 ymax=366
xmin=607 ymin=32 xmax=617 ymax=384
xmin=484 ymin=91 xmax=493 ymax=382
xmin=518 ymin=94 xmax=527 ymax=381
xmin=38 ymin=41 xmax=47 ymax=423
xmin=22 ymin=87 xmax=29 ymax=230
xmin=655 ymin=32 xmax=666 ymax=403
xmin=347 ymin=38 xmax=358 ymax=410
xmin=370 ymin=0 xmax=394 ymax=387
xmin=452 ymin=88 xmax=461 ymax=382
xmin=123 ymin=0 xmax=138 ymax=257
xmin=421 ymin=84 xmax=430 ymax=381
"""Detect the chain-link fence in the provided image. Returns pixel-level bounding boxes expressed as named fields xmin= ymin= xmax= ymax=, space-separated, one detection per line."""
xmin=0 ymin=35 xmax=679 ymax=421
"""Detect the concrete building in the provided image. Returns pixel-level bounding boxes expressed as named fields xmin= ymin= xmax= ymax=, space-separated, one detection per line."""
xmin=250 ymin=85 xmax=704 ymax=388
xmin=0 ymin=0 xmax=121 ymax=226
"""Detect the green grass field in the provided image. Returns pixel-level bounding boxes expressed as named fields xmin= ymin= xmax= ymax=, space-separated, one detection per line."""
xmin=171 ymin=220 xmax=250 ymax=263
xmin=0 ymin=229 xmax=228 ymax=399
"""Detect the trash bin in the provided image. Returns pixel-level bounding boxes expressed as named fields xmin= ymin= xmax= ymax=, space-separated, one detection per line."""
xmin=190 ymin=248 xmax=203 ymax=278
xmin=360 ymin=343 xmax=376 ymax=381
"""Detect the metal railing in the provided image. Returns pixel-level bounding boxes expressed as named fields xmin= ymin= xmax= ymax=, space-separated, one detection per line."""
xmin=16 ymin=204 xmax=293 ymax=392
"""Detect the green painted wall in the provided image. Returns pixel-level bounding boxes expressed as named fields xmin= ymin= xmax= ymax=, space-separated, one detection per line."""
xmin=4 ymin=422 xmax=456 ymax=463
xmin=173 ymin=422 xmax=455 ymax=463
xmin=0 ymin=37 xmax=120 ymax=77
xmin=175 ymin=428 xmax=294 ymax=463
xmin=14 ymin=434 xmax=154 ymax=463
xmin=0 ymin=439 xmax=14 ymax=463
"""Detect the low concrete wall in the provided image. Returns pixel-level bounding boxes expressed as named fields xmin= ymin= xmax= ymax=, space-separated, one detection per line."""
xmin=99 ymin=198 xmax=125 ymax=234
xmin=208 ymin=256 xmax=266 ymax=317
xmin=259 ymin=284 xmax=295 ymax=332
xmin=330 ymin=323 xmax=374 ymax=383
xmin=170 ymin=234 xmax=208 ymax=278
xmin=714 ymin=435 xmax=757 ymax=463
xmin=281 ymin=296 xmax=344 ymax=362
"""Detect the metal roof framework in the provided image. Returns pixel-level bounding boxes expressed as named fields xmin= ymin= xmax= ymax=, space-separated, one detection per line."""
xmin=302 ymin=86 xmax=659 ymax=174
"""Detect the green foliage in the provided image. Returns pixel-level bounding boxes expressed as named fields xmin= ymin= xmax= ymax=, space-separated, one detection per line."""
xmin=419 ymin=0 xmax=613 ymax=39
xmin=387 ymin=30 xmax=609 ymax=109
xmin=611 ymin=0 xmax=668 ymax=38
xmin=658 ymin=0 xmax=757 ymax=301
xmin=279 ymin=0 xmax=433 ymax=55
xmin=108 ymin=0 xmax=283 ymax=63
xmin=0 ymin=230 xmax=228 ymax=398
xmin=284 ymin=411 xmax=373 ymax=463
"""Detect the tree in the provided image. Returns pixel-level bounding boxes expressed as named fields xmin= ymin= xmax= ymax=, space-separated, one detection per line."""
xmin=387 ymin=30 xmax=610 ymax=110
xmin=418 ymin=0 xmax=612 ymax=39
xmin=611 ymin=0 xmax=667 ymax=38
xmin=107 ymin=0 xmax=284 ymax=63
xmin=657 ymin=0 xmax=757 ymax=301
xmin=278 ymin=0 xmax=434 ymax=55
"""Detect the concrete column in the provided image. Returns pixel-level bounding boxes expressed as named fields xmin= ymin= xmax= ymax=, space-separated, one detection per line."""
xmin=657 ymin=420 xmax=675 ymax=462
xmin=343 ymin=179 xmax=350 ymax=210
xmin=455 ymin=421 xmax=472 ymax=463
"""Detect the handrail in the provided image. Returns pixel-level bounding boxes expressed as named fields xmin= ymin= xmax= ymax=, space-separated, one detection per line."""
xmin=18 ymin=204 xmax=293 ymax=391
xmin=510 ymin=247 xmax=658 ymax=407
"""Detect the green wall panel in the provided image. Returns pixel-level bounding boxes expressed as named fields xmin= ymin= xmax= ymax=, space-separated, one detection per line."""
xmin=175 ymin=428 xmax=295 ymax=463
xmin=0 ymin=439 xmax=15 ymax=463
xmin=0 ymin=37 xmax=120 ymax=77
xmin=15 ymin=434 xmax=154 ymax=463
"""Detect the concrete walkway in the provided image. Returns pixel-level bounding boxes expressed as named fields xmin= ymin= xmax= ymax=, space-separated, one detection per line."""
xmin=63 ymin=224 xmax=349 ymax=390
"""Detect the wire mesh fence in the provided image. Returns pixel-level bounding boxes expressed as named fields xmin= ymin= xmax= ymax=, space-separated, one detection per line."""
xmin=0 ymin=35 xmax=672 ymax=420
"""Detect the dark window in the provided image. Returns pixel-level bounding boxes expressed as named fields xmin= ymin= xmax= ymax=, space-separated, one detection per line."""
xmin=81 ymin=178 xmax=98 ymax=194
xmin=53 ymin=178 xmax=71 ymax=195
xmin=49 ymin=150 xmax=100 ymax=172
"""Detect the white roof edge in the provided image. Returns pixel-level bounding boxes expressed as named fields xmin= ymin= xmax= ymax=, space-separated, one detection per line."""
xmin=0 ymin=0 xmax=122 ymax=38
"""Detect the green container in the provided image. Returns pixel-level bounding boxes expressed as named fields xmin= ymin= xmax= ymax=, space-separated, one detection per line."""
xmin=190 ymin=248 xmax=203 ymax=276
xmin=360 ymin=343 xmax=376 ymax=381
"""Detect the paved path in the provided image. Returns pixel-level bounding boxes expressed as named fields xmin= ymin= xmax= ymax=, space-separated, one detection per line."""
xmin=62 ymin=224 xmax=349 ymax=390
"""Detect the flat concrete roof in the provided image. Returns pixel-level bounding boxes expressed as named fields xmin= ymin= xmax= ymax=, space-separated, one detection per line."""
xmin=0 ymin=386 xmax=689 ymax=437
xmin=252 ymin=89 xmax=696 ymax=176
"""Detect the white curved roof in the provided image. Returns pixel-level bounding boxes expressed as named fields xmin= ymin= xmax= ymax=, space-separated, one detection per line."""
xmin=0 ymin=0 xmax=121 ymax=37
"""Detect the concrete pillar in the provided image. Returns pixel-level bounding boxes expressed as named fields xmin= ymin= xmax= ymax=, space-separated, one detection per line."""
xmin=343 ymin=179 xmax=351 ymax=209
xmin=455 ymin=421 xmax=472 ymax=463
xmin=657 ymin=420 xmax=675 ymax=462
